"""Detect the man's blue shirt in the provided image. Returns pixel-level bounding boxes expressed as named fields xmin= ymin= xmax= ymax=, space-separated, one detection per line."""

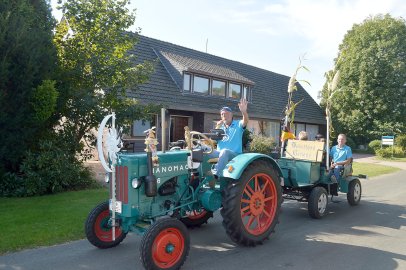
xmin=330 ymin=145 xmax=352 ymax=163
xmin=217 ymin=120 xmax=245 ymax=154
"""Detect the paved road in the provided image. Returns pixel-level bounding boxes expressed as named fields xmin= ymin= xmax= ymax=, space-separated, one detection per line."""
xmin=1 ymin=171 xmax=405 ymax=270
xmin=353 ymin=153 xmax=406 ymax=170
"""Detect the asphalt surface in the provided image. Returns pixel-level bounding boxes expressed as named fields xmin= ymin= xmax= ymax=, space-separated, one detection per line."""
xmin=1 ymin=169 xmax=405 ymax=270
xmin=352 ymin=153 xmax=406 ymax=170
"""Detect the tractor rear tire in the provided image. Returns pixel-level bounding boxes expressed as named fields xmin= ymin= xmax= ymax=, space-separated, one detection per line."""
xmin=140 ymin=218 xmax=190 ymax=270
xmin=221 ymin=160 xmax=282 ymax=246
xmin=85 ymin=201 xmax=127 ymax=249
xmin=308 ymin=186 xmax=328 ymax=219
xmin=180 ymin=209 xmax=213 ymax=228
xmin=347 ymin=179 xmax=362 ymax=206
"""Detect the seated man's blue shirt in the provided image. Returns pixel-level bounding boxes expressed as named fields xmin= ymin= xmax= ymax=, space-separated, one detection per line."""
xmin=218 ymin=120 xmax=244 ymax=154
xmin=330 ymin=145 xmax=352 ymax=163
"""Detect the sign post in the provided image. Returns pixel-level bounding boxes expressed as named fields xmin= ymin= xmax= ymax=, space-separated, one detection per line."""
xmin=381 ymin=135 xmax=395 ymax=158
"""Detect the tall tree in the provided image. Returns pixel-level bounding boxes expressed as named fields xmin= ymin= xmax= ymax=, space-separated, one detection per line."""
xmin=321 ymin=14 xmax=406 ymax=144
xmin=0 ymin=0 xmax=58 ymax=173
xmin=53 ymin=0 xmax=156 ymax=159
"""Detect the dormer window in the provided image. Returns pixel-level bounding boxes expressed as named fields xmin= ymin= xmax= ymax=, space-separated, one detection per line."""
xmin=183 ymin=73 xmax=191 ymax=91
xmin=229 ymin=83 xmax=241 ymax=99
xmin=212 ymin=80 xmax=226 ymax=97
xmin=182 ymin=72 xmax=253 ymax=102
xmin=193 ymin=75 xmax=209 ymax=95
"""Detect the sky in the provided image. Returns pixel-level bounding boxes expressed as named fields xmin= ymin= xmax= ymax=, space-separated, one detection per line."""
xmin=50 ymin=0 xmax=406 ymax=103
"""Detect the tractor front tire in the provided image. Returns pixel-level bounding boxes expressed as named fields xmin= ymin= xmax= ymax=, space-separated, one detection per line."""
xmin=221 ymin=160 xmax=282 ymax=246
xmin=141 ymin=218 xmax=190 ymax=270
xmin=347 ymin=179 xmax=362 ymax=206
xmin=180 ymin=209 xmax=213 ymax=228
xmin=308 ymin=186 xmax=328 ymax=219
xmin=85 ymin=201 xmax=127 ymax=249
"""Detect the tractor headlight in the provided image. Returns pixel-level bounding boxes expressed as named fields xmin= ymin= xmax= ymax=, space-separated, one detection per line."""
xmin=105 ymin=173 xmax=110 ymax=183
xmin=131 ymin=178 xmax=142 ymax=189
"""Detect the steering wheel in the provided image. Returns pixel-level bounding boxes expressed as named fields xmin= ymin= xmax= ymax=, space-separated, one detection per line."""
xmin=97 ymin=113 xmax=122 ymax=173
xmin=189 ymin=131 xmax=215 ymax=154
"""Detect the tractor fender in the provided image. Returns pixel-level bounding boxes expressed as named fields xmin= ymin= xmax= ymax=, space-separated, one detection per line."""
xmin=221 ymin=153 xmax=283 ymax=180
xmin=339 ymin=176 xmax=359 ymax=193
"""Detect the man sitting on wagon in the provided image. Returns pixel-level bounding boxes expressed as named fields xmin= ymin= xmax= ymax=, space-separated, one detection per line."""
xmin=329 ymin=133 xmax=353 ymax=181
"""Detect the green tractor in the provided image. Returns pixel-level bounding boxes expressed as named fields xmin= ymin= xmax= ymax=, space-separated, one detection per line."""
xmin=85 ymin=112 xmax=283 ymax=270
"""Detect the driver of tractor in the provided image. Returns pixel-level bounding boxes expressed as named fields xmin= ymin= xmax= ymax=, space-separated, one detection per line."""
xmin=209 ymin=98 xmax=249 ymax=178
xmin=329 ymin=133 xmax=353 ymax=181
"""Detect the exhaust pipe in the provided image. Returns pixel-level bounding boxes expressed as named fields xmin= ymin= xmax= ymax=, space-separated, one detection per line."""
xmin=161 ymin=108 xmax=166 ymax=153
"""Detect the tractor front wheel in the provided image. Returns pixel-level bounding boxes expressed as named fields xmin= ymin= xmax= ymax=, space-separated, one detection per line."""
xmin=347 ymin=179 xmax=362 ymax=206
xmin=140 ymin=218 xmax=190 ymax=270
xmin=221 ymin=160 xmax=282 ymax=246
xmin=85 ymin=201 xmax=127 ymax=249
xmin=308 ymin=187 xmax=328 ymax=219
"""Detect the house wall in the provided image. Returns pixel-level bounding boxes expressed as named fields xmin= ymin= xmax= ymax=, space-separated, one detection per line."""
xmin=204 ymin=113 xmax=219 ymax=132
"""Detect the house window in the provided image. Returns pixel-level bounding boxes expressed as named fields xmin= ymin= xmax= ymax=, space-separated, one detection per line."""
xmin=268 ymin=121 xmax=280 ymax=142
xmin=183 ymin=73 xmax=191 ymax=91
xmin=243 ymin=85 xmax=252 ymax=102
xmin=193 ymin=75 xmax=209 ymax=95
xmin=184 ymin=73 xmax=253 ymax=101
xmin=212 ymin=79 xmax=226 ymax=97
xmin=306 ymin=124 xmax=319 ymax=140
xmin=132 ymin=116 xmax=157 ymax=136
xmin=295 ymin=123 xmax=305 ymax=137
xmin=229 ymin=83 xmax=241 ymax=99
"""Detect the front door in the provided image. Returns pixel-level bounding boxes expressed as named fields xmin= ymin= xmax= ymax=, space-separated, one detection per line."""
xmin=170 ymin=116 xmax=190 ymax=142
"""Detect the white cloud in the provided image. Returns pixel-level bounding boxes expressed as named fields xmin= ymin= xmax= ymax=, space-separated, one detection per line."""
xmin=210 ymin=0 xmax=406 ymax=58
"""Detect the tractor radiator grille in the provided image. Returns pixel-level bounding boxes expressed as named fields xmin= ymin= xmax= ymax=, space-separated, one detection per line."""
xmin=111 ymin=166 xmax=128 ymax=204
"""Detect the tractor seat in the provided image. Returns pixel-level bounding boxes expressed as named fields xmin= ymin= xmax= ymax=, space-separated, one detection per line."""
xmin=208 ymin=158 xmax=219 ymax=164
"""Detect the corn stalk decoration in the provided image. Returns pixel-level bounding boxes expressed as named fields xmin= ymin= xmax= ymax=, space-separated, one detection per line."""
xmin=283 ymin=56 xmax=309 ymax=132
xmin=324 ymin=68 xmax=341 ymax=168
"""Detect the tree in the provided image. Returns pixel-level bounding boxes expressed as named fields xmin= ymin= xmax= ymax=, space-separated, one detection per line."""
xmin=1 ymin=0 xmax=159 ymax=196
xmin=53 ymin=0 xmax=158 ymax=159
xmin=321 ymin=14 xmax=406 ymax=144
xmin=0 ymin=0 xmax=58 ymax=173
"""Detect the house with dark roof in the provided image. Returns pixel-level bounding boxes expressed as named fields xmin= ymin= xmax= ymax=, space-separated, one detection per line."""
xmin=126 ymin=35 xmax=326 ymax=150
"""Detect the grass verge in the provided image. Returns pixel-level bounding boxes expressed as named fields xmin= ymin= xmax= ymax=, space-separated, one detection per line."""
xmin=0 ymin=188 xmax=108 ymax=255
xmin=353 ymin=162 xmax=401 ymax=178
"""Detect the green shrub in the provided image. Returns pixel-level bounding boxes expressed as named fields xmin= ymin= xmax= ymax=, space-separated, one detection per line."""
xmin=1 ymin=139 xmax=96 ymax=197
xmin=249 ymin=135 xmax=276 ymax=155
xmin=395 ymin=134 xmax=406 ymax=151
xmin=375 ymin=146 xmax=405 ymax=158
xmin=0 ymin=173 xmax=26 ymax=197
xmin=346 ymin=137 xmax=356 ymax=150
xmin=368 ymin=139 xmax=381 ymax=153
xmin=242 ymin=129 xmax=252 ymax=150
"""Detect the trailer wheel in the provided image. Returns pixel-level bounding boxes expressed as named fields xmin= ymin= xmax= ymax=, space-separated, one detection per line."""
xmin=221 ymin=160 xmax=281 ymax=246
xmin=180 ymin=209 xmax=213 ymax=228
xmin=141 ymin=218 xmax=190 ymax=270
xmin=85 ymin=201 xmax=127 ymax=249
xmin=308 ymin=187 xmax=328 ymax=219
xmin=347 ymin=179 xmax=362 ymax=206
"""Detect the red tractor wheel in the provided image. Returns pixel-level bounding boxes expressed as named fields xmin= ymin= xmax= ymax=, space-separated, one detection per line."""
xmin=221 ymin=160 xmax=282 ymax=246
xmin=140 ymin=218 xmax=190 ymax=270
xmin=180 ymin=209 xmax=213 ymax=228
xmin=85 ymin=201 xmax=127 ymax=249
